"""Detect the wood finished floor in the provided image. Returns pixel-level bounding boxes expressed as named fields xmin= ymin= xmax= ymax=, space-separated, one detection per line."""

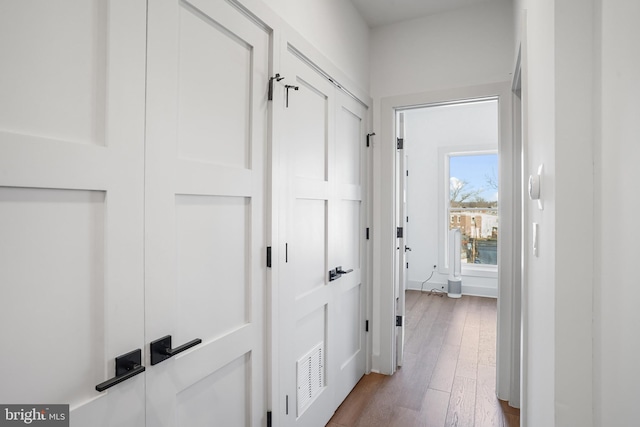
xmin=327 ymin=291 xmax=520 ymax=427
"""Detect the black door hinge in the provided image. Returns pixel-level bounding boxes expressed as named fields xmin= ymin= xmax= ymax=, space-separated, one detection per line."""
xmin=397 ymin=138 xmax=404 ymax=149
xmin=267 ymin=411 xmax=272 ymax=427
xmin=266 ymin=246 xmax=272 ymax=268
xmin=397 ymin=227 xmax=403 ymax=238
xmin=396 ymin=315 xmax=403 ymax=327
xmin=366 ymin=227 xmax=370 ymax=240
xmin=365 ymin=320 xmax=369 ymax=332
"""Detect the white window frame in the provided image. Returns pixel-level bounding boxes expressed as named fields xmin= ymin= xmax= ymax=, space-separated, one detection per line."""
xmin=438 ymin=145 xmax=498 ymax=278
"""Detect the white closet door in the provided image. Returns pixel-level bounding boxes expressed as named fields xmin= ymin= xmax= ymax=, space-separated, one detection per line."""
xmin=0 ymin=1 xmax=147 ymax=426
xmin=278 ymin=48 xmax=367 ymax=427
xmin=144 ymin=0 xmax=268 ymax=425
xmin=332 ymin=91 xmax=367 ymax=405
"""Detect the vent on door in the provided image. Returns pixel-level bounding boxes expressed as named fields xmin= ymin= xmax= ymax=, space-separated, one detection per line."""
xmin=296 ymin=342 xmax=325 ymax=416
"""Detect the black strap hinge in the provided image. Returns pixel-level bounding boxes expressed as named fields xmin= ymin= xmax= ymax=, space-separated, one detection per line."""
xmin=367 ymin=132 xmax=376 ymax=147
xmin=268 ymin=74 xmax=284 ymax=101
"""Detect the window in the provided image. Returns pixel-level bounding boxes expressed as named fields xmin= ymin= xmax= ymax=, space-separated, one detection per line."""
xmin=448 ymin=152 xmax=498 ymax=267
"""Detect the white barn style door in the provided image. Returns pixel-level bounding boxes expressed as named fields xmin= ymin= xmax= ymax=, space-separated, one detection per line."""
xmin=145 ymin=0 xmax=269 ymax=425
xmin=0 ymin=1 xmax=147 ymax=425
xmin=278 ymin=47 xmax=368 ymax=427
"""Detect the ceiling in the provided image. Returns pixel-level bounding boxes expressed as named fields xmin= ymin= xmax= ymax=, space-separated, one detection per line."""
xmin=349 ymin=0 xmax=498 ymax=27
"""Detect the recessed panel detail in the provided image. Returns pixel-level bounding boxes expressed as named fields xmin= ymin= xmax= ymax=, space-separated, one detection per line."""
xmin=337 ymin=200 xmax=361 ymax=270
xmin=176 ymin=195 xmax=249 ymax=342
xmin=336 ymin=106 xmax=361 ymax=185
xmin=177 ymin=353 xmax=251 ymax=427
xmin=293 ymin=199 xmax=326 ymax=296
xmin=0 ymin=187 xmax=105 ymax=404
xmin=0 ymin=1 xmax=107 ymax=145
xmin=291 ymin=78 xmax=328 ymax=181
xmin=338 ymin=284 xmax=361 ymax=368
xmin=295 ymin=306 xmax=327 ymax=376
xmin=177 ymin=4 xmax=251 ymax=168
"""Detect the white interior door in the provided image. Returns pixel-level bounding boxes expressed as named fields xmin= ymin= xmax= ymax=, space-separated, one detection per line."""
xmin=332 ymin=90 xmax=368 ymax=405
xmin=0 ymin=1 xmax=147 ymax=425
xmin=278 ymin=48 xmax=367 ymax=427
xmin=145 ymin=0 xmax=268 ymax=425
xmin=395 ymin=112 xmax=407 ymax=369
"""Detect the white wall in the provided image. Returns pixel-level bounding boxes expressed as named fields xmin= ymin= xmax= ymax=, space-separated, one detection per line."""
xmin=404 ymin=101 xmax=498 ymax=297
xmin=594 ymin=1 xmax=640 ymax=425
xmin=370 ymin=0 xmax=513 ymax=103
xmin=260 ymin=0 xmax=370 ymax=92
xmin=514 ymin=1 xmax=595 ymax=426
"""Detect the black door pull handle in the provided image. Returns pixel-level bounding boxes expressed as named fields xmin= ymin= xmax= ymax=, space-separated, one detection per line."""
xmin=329 ymin=266 xmax=354 ymax=281
xmin=336 ymin=267 xmax=353 ymax=275
xmin=150 ymin=335 xmax=202 ymax=365
xmin=95 ymin=349 xmax=145 ymax=392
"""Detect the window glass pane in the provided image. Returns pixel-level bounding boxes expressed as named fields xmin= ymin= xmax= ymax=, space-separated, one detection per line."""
xmin=449 ymin=153 xmax=498 ymax=265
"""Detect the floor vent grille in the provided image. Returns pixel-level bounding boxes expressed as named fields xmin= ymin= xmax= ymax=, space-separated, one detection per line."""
xmin=296 ymin=342 xmax=324 ymax=416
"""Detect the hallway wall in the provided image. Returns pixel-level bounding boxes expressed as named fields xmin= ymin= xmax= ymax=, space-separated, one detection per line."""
xmin=370 ymin=0 xmax=513 ymax=106
xmin=261 ymin=0 xmax=370 ymax=92
xmin=594 ymin=1 xmax=640 ymax=425
xmin=513 ymin=0 xmax=595 ymax=425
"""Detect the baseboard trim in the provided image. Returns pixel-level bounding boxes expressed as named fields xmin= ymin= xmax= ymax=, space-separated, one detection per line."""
xmin=407 ymin=280 xmax=497 ymax=298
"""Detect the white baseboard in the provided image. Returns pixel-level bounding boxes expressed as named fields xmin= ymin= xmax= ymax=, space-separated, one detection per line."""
xmin=407 ymin=280 xmax=497 ymax=298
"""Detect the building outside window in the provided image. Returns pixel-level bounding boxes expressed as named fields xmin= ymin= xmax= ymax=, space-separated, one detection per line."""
xmin=448 ymin=152 xmax=498 ymax=266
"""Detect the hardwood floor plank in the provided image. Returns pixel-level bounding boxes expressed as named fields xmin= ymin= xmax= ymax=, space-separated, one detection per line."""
xmin=444 ymin=318 xmax=465 ymax=346
xmin=406 ymin=296 xmax=443 ymax=355
xmin=326 ymin=294 xmax=519 ymax=427
xmin=474 ymin=364 xmax=501 ymax=427
xmin=445 ymin=376 xmax=476 ymax=427
xmin=502 ymin=413 xmax=520 ymax=427
xmin=418 ymin=388 xmax=450 ymax=427
xmin=405 ymin=295 xmax=437 ymax=354
xmin=398 ymin=346 xmax=437 ymax=411
xmin=429 ymin=343 xmax=461 ymax=392
xmin=454 ymin=356 xmax=478 ymax=380
xmin=389 ymin=406 xmax=420 ymax=427
xmin=405 ymin=288 xmax=421 ymax=312
xmin=330 ymin=373 xmax=387 ymax=426
xmin=478 ymin=300 xmax=497 ymax=366
xmin=353 ymin=372 xmax=403 ymax=427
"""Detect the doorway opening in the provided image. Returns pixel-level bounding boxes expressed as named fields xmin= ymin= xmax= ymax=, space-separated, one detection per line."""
xmin=398 ymin=99 xmax=500 ymax=300
xmin=377 ymin=82 xmax=520 ymax=413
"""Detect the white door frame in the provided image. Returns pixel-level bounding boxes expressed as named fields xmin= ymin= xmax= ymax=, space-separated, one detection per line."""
xmin=510 ymin=45 xmax=524 ymax=410
xmin=374 ymin=82 xmax=516 ymax=400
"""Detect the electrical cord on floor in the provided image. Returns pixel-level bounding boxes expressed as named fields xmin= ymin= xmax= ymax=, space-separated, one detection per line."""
xmin=420 ymin=266 xmax=446 ymax=297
